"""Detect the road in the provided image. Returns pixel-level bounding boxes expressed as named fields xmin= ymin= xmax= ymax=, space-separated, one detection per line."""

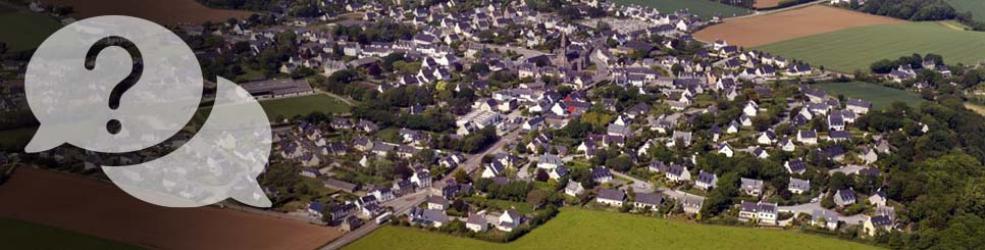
xmin=778 ymin=200 xmax=868 ymax=226
xmin=611 ymin=170 xmax=655 ymax=193
xmin=319 ymin=191 xmax=431 ymax=249
xmin=320 ymin=128 xmax=522 ymax=249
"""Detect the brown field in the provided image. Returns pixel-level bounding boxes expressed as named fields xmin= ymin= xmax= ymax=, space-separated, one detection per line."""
xmin=41 ymin=0 xmax=253 ymax=26
xmin=753 ymin=0 xmax=782 ymax=9
xmin=694 ymin=5 xmax=903 ymax=47
xmin=0 ymin=167 xmax=342 ymax=250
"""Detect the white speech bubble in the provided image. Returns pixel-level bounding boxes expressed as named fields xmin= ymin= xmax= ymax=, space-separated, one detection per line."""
xmin=102 ymin=77 xmax=272 ymax=207
xmin=25 ymin=16 xmax=202 ymax=153
xmin=24 ymin=16 xmax=273 ymax=208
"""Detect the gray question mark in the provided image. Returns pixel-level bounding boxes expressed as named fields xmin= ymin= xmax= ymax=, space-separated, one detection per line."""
xmin=85 ymin=36 xmax=143 ymax=135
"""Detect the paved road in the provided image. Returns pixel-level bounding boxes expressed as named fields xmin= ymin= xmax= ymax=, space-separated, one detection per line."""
xmin=778 ymin=200 xmax=868 ymax=225
xmin=611 ymin=170 xmax=655 ymax=193
xmin=320 ymin=191 xmax=431 ymax=249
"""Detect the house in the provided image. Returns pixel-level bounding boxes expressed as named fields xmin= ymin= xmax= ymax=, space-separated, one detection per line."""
xmin=341 ymin=216 xmax=363 ymax=232
xmin=695 ymin=171 xmax=717 ymax=190
xmin=666 ymin=164 xmax=691 ymax=182
xmin=497 ymin=210 xmax=524 ymax=232
xmin=482 ymin=161 xmax=506 ymax=178
xmin=592 ymin=167 xmax=613 ymax=183
xmin=565 ymin=181 xmax=585 ymax=197
xmin=780 ymin=138 xmax=796 ymax=152
xmin=409 ymin=207 xmax=449 ymax=228
xmin=427 ymin=195 xmax=449 ymax=210
xmin=785 ymin=159 xmax=807 ymax=175
xmin=752 ymin=147 xmax=770 ymax=159
xmin=324 ymin=178 xmax=360 ymax=193
xmin=834 ymin=188 xmax=857 ymax=208
xmin=307 ymin=201 xmax=325 ymax=219
xmin=828 ymin=130 xmax=851 ymax=142
xmin=812 ymin=209 xmax=839 ymax=230
xmin=466 ymin=213 xmax=488 ymax=232
xmin=846 ymin=99 xmax=872 ymax=114
xmin=718 ymin=143 xmax=734 ymax=157
xmin=738 ymin=201 xmax=778 ymax=225
xmin=827 ymin=114 xmax=845 ymax=131
xmin=757 ymin=131 xmax=777 ymax=145
xmin=788 ymin=177 xmax=811 ymax=194
xmin=411 ymin=168 xmax=432 ymax=188
xmin=861 ymin=147 xmax=879 ymax=164
xmin=538 ymin=154 xmax=563 ymax=170
xmin=548 ymin=166 xmax=569 ymax=180
xmin=370 ymin=188 xmax=395 ymax=202
xmin=597 ymin=188 xmax=626 ymax=207
xmin=668 ymin=130 xmax=693 ymax=147
xmin=864 ymin=215 xmax=894 ymax=237
xmin=740 ymin=178 xmax=764 ymax=197
xmin=633 ymin=192 xmax=664 ymax=211
xmin=681 ymin=194 xmax=704 ymax=215
xmin=869 ymin=190 xmax=888 ymax=207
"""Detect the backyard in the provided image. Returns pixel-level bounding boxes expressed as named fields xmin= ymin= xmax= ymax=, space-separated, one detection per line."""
xmin=813 ymin=81 xmax=926 ymax=109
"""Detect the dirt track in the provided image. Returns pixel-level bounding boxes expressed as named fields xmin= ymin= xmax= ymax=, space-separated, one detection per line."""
xmin=694 ymin=5 xmax=903 ymax=47
xmin=41 ymin=0 xmax=253 ymax=25
xmin=0 ymin=167 xmax=341 ymax=250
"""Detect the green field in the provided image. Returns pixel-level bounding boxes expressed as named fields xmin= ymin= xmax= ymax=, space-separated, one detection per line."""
xmin=613 ymin=0 xmax=751 ymax=19
xmin=260 ymin=94 xmax=352 ymax=120
xmin=345 ymin=208 xmax=879 ymax=250
xmin=947 ymin=0 xmax=985 ymax=19
xmin=814 ymin=81 xmax=925 ymax=109
xmin=756 ymin=22 xmax=985 ymax=73
xmin=0 ymin=12 xmax=61 ymax=52
xmin=0 ymin=218 xmax=141 ymax=249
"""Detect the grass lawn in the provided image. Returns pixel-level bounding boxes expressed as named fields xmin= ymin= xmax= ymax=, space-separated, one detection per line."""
xmin=612 ymin=0 xmax=751 ymax=19
xmin=345 ymin=208 xmax=879 ymax=250
xmin=462 ymin=197 xmax=536 ymax=214
xmin=0 ymin=218 xmax=141 ymax=250
xmin=813 ymin=81 xmax=926 ymax=110
xmin=756 ymin=22 xmax=985 ymax=73
xmin=0 ymin=12 xmax=61 ymax=52
xmin=260 ymin=94 xmax=352 ymax=120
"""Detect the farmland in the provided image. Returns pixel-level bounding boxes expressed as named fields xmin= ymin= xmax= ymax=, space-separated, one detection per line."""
xmin=260 ymin=94 xmax=353 ymax=120
xmin=345 ymin=208 xmax=880 ymax=250
xmin=694 ymin=5 xmax=901 ymax=47
xmin=40 ymin=0 xmax=253 ymax=26
xmin=0 ymin=218 xmax=140 ymax=250
xmin=756 ymin=22 xmax=985 ymax=73
xmin=0 ymin=12 xmax=62 ymax=52
xmin=813 ymin=82 xmax=926 ymax=109
xmin=0 ymin=167 xmax=343 ymax=250
xmin=612 ymin=0 xmax=751 ymax=19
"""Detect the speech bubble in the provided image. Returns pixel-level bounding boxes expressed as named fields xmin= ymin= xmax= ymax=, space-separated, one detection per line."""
xmin=102 ymin=77 xmax=272 ymax=207
xmin=24 ymin=16 xmax=202 ymax=153
xmin=24 ymin=16 xmax=272 ymax=208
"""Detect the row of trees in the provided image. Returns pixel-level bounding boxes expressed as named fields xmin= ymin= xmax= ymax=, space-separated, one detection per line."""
xmin=869 ymin=53 xmax=943 ymax=73
xmin=855 ymin=0 xmax=957 ymax=21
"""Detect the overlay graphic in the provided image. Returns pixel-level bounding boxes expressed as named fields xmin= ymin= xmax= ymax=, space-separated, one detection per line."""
xmin=23 ymin=16 xmax=272 ymax=208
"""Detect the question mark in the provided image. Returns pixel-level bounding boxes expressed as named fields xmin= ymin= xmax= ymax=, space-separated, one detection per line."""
xmin=85 ymin=36 xmax=143 ymax=135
